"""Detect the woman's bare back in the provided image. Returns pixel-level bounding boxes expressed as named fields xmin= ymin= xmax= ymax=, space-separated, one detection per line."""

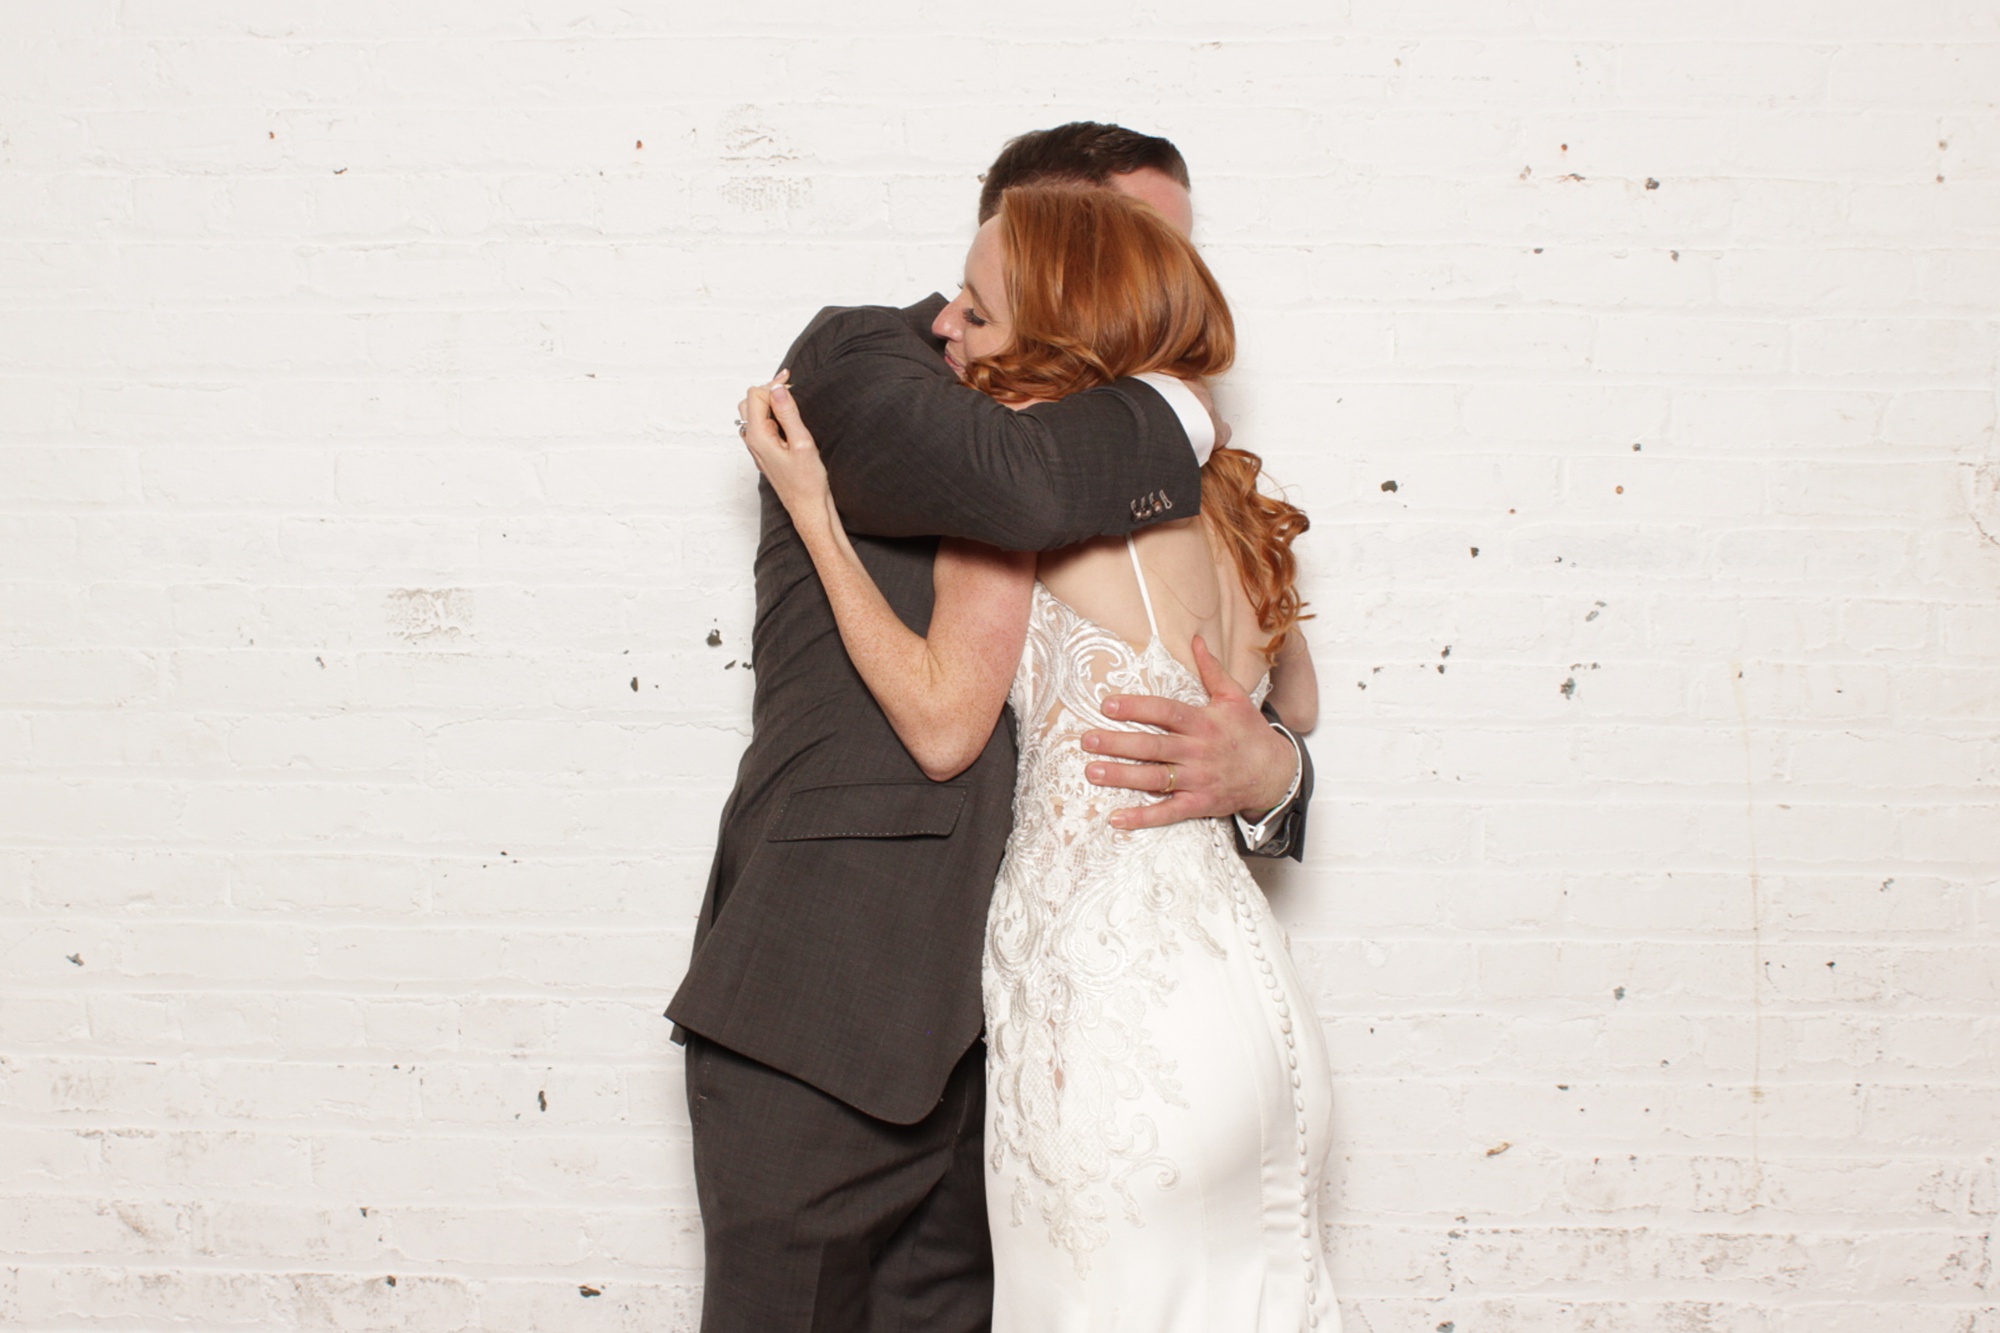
xmin=1035 ymin=518 xmax=1270 ymax=695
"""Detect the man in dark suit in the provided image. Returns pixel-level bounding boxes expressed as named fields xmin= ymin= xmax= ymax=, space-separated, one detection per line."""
xmin=667 ymin=123 xmax=1315 ymax=1333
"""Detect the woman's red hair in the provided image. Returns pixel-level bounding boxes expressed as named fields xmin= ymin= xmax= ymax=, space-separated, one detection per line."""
xmin=965 ymin=185 xmax=1309 ymax=659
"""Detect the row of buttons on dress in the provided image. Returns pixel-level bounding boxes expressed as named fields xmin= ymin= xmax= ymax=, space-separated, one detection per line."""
xmin=1228 ymin=870 xmax=1324 ymax=1328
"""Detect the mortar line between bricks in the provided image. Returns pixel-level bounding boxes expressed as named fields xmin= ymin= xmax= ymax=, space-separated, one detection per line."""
xmin=0 ymin=1254 xmax=706 ymax=1280
xmin=7 ymin=1049 xmax=1997 ymax=1069
xmin=2 ymin=917 xmax=1991 ymax=941
xmin=5 ymin=1125 xmax=1990 ymax=1162
xmin=3 ymin=925 xmax=1991 ymax=946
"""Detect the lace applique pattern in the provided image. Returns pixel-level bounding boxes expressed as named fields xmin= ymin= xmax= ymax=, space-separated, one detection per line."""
xmin=984 ymin=581 xmax=1269 ymax=1271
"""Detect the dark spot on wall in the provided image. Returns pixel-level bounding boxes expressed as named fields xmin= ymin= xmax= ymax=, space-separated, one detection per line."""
xmin=1614 ymin=986 xmax=1626 ymax=999
xmin=1632 ymin=442 xmax=1642 ymax=451
xmin=1586 ymin=601 xmax=1605 ymax=622
xmin=66 ymin=953 xmax=83 ymax=966
xmin=1380 ymin=479 xmax=1398 ymax=492
xmin=1645 ymin=177 xmax=1659 ymax=190
xmin=1826 ymin=960 xmax=1836 ymax=969
xmin=1560 ymin=676 xmax=1576 ymax=699
xmin=360 ymin=1207 xmax=370 ymax=1217
xmin=725 ymin=660 xmax=737 ymax=669
xmin=580 ymin=1286 xmax=603 ymax=1298
xmin=1533 ymin=247 xmax=1543 ymax=254
xmin=385 ymin=1276 xmax=397 ymax=1288
xmin=1881 ymin=878 xmax=1894 ymax=891
xmin=1615 ymin=485 xmax=1624 ymax=494
xmin=706 ymin=629 xmax=723 ymax=646
xmin=636 ymin=139 xmax=644 ymax=149
xmin=630 ymin=677 xmax=639 ymax=692
xmin=1670 ymin=250 xmax=1679 ymax=262
xmin=537 ymin=1090 xmax=548 ymax=1112
xmin=333 ymin=166 xmax=347 ymax=175
xmin=1356 ymin=681 xmax=1366 ymax=690
xmin=1469 ymin=546 xmax=1479 ymax=557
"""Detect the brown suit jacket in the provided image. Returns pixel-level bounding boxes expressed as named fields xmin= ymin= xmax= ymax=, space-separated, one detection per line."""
xmin=667 ymin=295 xmax=1284 ymax=1123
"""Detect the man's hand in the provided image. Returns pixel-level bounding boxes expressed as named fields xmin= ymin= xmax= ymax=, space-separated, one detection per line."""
xmin=1082 ymin=635 xmax=1296 ymax=830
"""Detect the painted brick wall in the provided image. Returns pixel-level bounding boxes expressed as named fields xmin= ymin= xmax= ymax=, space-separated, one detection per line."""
xmin=2 ymin=2 xmax=1995 ymax=1329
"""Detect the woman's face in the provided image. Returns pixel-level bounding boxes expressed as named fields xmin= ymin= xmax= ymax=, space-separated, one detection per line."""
xmin=932 ymin=218 xmax=1012 ymax=380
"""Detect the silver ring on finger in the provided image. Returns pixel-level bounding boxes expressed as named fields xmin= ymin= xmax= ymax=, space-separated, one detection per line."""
xmin=734 ymin=418 xmax=748 ymax=437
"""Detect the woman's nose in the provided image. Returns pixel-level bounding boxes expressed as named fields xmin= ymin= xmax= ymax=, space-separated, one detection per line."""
xmin=932 ymin=303 xmax=960 ymax=342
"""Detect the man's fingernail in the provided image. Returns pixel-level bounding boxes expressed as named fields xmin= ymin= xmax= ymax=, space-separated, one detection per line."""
xmin=1087 ymin=764 xmax=1104 ymax=781
xmin=1109 ymin=812 xmax=1128 ymax=827
xmin=773 ymin=385 xmax=792 ymax=402
xmin=1083 ymin=733 xmax=1100 ymax=750
xmin=1103 ymin=700 xmax=1121 ymax=716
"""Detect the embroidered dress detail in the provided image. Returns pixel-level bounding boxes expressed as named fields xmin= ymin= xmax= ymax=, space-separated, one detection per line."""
xmin=983 ymin=537 xmax=1341 ymax=1331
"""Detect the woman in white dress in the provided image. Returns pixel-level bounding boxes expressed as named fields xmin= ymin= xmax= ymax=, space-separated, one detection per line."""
xmin=742 ymin=185 xmax=1339 ymax=1333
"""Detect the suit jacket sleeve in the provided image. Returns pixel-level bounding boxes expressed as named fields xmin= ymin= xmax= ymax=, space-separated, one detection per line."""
xmin=1237 ymin=704 xmax=1315 ymax=862
xmin=783 ymin=298 xmax=1204 ymax=550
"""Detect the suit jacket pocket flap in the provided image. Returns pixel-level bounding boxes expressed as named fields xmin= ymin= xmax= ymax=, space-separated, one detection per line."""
xmin=767 ymin=782 xmax=967 ymax=841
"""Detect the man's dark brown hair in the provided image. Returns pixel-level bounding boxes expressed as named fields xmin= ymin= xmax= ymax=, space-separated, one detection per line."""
xmin=977 ymin=121 xmax=1190 ymax=223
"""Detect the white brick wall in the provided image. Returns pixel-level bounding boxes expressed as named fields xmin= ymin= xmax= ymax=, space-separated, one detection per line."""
xmin=2 ymin=2 xmax=1994 ymax=1328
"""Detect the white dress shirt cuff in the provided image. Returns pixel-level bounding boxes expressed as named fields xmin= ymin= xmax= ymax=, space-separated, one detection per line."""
xmin=1134 ymin=373 xmax=1216 ymax=466
xmin=1234 ymin=721 xmax=1304 ymax=851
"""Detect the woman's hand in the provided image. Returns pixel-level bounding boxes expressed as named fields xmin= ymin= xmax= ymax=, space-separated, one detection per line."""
xmin=739 ymin=373 xmax=835 ymax=535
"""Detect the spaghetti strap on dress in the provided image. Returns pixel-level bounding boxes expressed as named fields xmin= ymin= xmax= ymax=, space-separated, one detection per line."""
xmin=1124 ymin=534 xmax=1164 ymax=642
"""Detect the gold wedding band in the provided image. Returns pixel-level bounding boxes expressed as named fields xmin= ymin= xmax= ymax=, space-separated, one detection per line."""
xmin=1162 ymin=765 xmax=1177 ymax=794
